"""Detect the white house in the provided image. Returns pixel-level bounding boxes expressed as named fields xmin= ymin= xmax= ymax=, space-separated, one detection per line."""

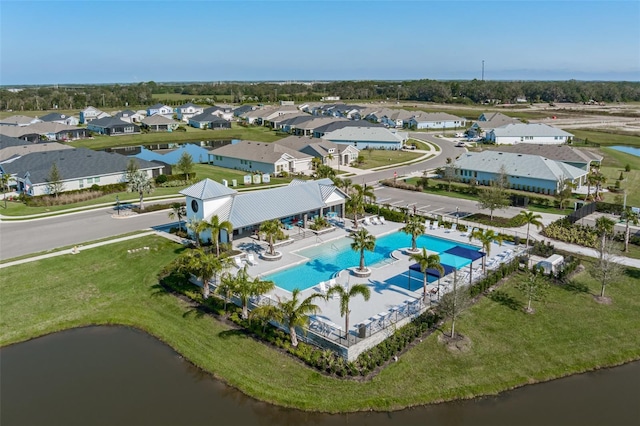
xmin=0 ymin=115 xmax=42 ymax=127
xmin=208 ymin=140 xmax=314 ymax=175
xmin=408 ymin=112 xmax=466 ymax=130
xmin=175 ymin=102 xmax=205 ymax=122
xmin=146 ymin=103 xmax=174 ymax=118
xmin=79 ymin=107 xmax=110 ymax=124
xmin=321 ymin=126 xmax=408 ymax=150
xmin=487 ymin=123 xmax=574 ymax=145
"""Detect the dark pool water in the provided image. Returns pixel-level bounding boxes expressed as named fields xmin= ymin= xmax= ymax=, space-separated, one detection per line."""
xmin=1 ymin=326 xmax=638 ymax=426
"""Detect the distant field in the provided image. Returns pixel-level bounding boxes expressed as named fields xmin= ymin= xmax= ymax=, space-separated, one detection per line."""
xmin=598 ymin=147 xmax=640 ymax=206
xmin=151 ymin=93 xmax=234 ymax=102
xmin=570 ymin=129 xmax=640 ymax=148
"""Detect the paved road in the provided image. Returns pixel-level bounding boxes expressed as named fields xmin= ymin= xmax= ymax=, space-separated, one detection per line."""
xmin=0 ymin=207 xmax=174 ymax=259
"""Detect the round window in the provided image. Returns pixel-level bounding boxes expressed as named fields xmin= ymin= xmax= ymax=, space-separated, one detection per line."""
xmin=191 ymin=199 xmax=199 ymax=213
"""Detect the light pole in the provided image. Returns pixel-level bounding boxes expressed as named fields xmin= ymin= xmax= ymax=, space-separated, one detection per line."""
xmin=116 ymin=195 xmax=120 ymax=216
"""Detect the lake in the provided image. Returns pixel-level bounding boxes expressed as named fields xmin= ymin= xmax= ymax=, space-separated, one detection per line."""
xmin=610 ymin=146 xmax=640 ymax=157
xmin=1 ymin=326 xmax=638 ymax=426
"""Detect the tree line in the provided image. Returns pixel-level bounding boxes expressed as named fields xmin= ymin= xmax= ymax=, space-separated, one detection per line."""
xmin=3 ymin=79 xmax=640 ymax=112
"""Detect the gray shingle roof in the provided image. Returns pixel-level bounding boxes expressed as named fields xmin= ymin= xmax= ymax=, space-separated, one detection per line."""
xmin=0 ymin=115 xmax=40 ymax=126
xmin=1 ymin=148 xmax=161 ymax=184
xmin=142 ymin=115 xmax=176 ymax=125
xmin=211 ymin=140 xmax=311 ymax=163
xmin=1 ymin=135 xmax=72 ymax=162
xmin=322 ymin=126 xmax=407 ymax=143
xmin=492 ymin=123 xmax=573 ymax=137
xmin=313 ymin=120 xmax=382 ymax=135
xmin=411 ymin=112 xmax=464 ymax=123
xmin=485 ymin=144 xmax=602 ymax=165
xmin=38 ymin=112 xmax=75 ymax=122
xmin=180 ymin=178 xmax=237 ymax=200
xmin=0 ymin=122 xmax=81 ymax=138
xmin=453 ymin=151 xmax=587 ymax=182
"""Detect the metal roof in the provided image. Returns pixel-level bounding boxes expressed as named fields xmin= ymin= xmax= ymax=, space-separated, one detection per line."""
xmin=485 ymin=144 xmax=602 ymax=165
xmin=180 ymin=178 xmax=237 ymax=200
xmin=491 ymin=123 xmax=573 ymax=137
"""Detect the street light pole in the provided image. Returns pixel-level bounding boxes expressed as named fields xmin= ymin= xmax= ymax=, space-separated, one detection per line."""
xmin=116 ymin=195 xmax=120 ymax=216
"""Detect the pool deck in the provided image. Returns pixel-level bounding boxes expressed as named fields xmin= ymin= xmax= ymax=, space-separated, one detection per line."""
xmin=232 ymin=217 xmax=516 ymax=336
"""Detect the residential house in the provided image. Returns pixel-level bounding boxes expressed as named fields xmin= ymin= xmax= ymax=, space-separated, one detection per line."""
xmin=79 ymin=106 xmax=110 ymax=124
xmin=0 ymin=135 xmax=73 ymax=163
xmin=206 ymin=105 xmax=234 ymax=121
xmin=38 ymin=112 xmax=79 ymax=126
xmin=175 ymin=102 xmax=205 ymax=122
xmin=485 ymin=144 xmax=602 ymax=171
xmin=233 ymin=104 xmax=257 ymax=117
xmin=321 ymin=126 xmax=408 ymax=150
xmin=287 ymin=117 xmax=346 ymax=136
xmin=468 ymin=112 xmax=521 ymax=137
xmin=275 ymin=135 xmax=360 ymax=168
xmin=141 ymin=115 xmax=179 ymax=132
xmin=0 ymin=115 xmax=42 ymax=127
xmin=239 ymin=106 xmax=299 ymax=126
xmin=87 ymin=117 xmax=141 ymax=136
xmin=113 ymin=109 xmax=145 ymax=123
xmin=486 ymin=123 xmax=573 ymax=145
xmin=208 ymin=140 xmax=313 ymax=175
xmin=312 ymin=120 xmax=383 ymax=139
xmin=0 ymin=122 xmax=89 ymax=142
xmin=317 ymin=104 xmax=362 ymax=120
xmin=0 ymin=148 xmax=163 ymax=196
xmin=180 ymin=178 xmax=348 ymax=241
xmin=268 ymin=113 xmax=310 ymax=131
xmin=146 ymin=103 xmax=174 ymax=118
xmin=366 ymin=109 xmax=416 ymax=128
xmin=188 ymin=110 xmax=232 ymax=129
xmin=407 ymin=112 xmax=466 ymax=130
xmin=452 ymin=150 xmax=588 ymax=195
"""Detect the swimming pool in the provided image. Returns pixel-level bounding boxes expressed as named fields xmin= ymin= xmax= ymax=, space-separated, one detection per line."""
xmin=265 ymin=232 xmax=479 ymax=292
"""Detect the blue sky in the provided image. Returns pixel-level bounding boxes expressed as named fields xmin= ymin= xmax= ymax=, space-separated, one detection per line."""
xmin=1 ymin=0 xmax=638 ymax=84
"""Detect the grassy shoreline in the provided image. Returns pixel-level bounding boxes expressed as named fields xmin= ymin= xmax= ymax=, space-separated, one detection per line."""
xmin=1 ymin=235 xmax=639 ymax=412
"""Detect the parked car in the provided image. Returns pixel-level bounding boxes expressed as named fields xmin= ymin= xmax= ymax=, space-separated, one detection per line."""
xmin=402 ymin=144 xmax=416 ymax=150
xmin=455 ymin=132 xmax=465 ymax=138
xmin=456 ymin=142 xmax=466 ymax=147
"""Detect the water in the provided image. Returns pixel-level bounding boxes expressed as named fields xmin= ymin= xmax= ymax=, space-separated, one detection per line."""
xmin=1 ymin=326 xmax=638 ymax=426
xmin=266 ymin=232 xmax=475 ymax=292
xmin=610 ymin=145 xmax=640 ymax=157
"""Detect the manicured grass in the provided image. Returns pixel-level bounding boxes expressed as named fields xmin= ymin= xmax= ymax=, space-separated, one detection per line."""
xmin=355 ymin=150 xmax=424 ymax=170
xmin=1 ymin=236 xmax=638 ymax=412
xmin=597 ymin=148 xmax=640 ymax=206
xmin=68 ymin=123 xmax=283 ymax=150
xmin=570 ymin=129 xmax=640 ymax=148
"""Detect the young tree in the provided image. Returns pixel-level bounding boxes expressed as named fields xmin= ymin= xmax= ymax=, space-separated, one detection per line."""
xmin=402 ymin=216 xmax=425 ymax=251
xmin=46 ymin=162 xmax=65 ymax=198
xmin=409 ymin=248 xmax=444 ymax=302
xmin=260 ymin=219 xmax=285 ymax=256
xmin=127 ymin=170 xmax=154 ymax=210
xmin=437 ymin=271 xmax=471 ymax=339
xmin=168 ymin=202 xmax=186 ymax=232
xmin=590 ymin=239 xmax=624 ymax=299
xmin=207 ymin=215 xmax=233 ymax=256
xmin=326 ymin=283 xmax=371 ymax=338
xmin=477 ymin=181 xmax=510 ymax=220
xmin=175 ymin=152 xmax=194 ymax=180
xmin=350 ymin=228 xmax=376 ymax=272
xmin=0 ymin=173 xmax=10 ymax=208
xmin=314 ymin=164 xmax=336 ymax=179
xmin=441 ymin=163 xmax=460 ymax=192
xmin=517 ymin=210 xmax=544 ymax=249
xmin=623 ymin=207 xmax=639 ymax=253
xmin=594 ymin=216 xmax=616 ymax=260
xmin=555 ymin=178 xmax=576 ymax=209
xmin=470 ymin=228 xmax=503 ymax=272
xmin=516 ymin=270 xmax=549 ymax=313
xmin=125 ymin=158 xmax=139 ymax=182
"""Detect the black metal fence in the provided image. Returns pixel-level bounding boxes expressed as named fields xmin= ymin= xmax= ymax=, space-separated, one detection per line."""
xmin=566 ymin=202 xmax=596 ymax=224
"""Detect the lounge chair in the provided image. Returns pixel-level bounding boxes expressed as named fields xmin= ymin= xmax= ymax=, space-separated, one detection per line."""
xmin=233 ymin=256 xmax=245 ymax=268
xmin=370 ymin=216 xmax=380 ymax=225
xmin=246 ymin=254 xmax=258 ymax=266
xmin=378 ymin=216 xmax=386 ymax=225
xmin=317 ymin=281 xmax=327 ymax=295
xmin=362 ymin=217 xmax=372 ymax=226
xmin=327 ymin=278 xmax=339 ymax=298
xmin=431 ymin=221 xmax=438 ymax=230
xmin=447 ymin=223 xmax=457 ymax=233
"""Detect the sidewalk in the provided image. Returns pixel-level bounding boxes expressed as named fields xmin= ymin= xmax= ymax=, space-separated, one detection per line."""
xmin=339 ymin=146 xmax=440 ymax=177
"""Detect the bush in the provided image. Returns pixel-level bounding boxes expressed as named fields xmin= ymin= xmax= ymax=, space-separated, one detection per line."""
xmin=155 ymin=174 xmax=168 ymax=184
xmin=625 ymin=164 xmax=631 ymax=172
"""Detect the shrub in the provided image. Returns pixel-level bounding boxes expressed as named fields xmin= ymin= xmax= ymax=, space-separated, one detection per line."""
xmin=625 ymin=164 xmax=631 ymax=172
xmin=155 ymin=174 xmax=168 ymax=184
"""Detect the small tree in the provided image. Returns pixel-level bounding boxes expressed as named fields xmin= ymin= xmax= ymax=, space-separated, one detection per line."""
xmin=516 ymin=270 xmax=549 ymax=313
xmin=168 ymin=202 xmax=186 ymax=233
xmin=555 ymin=178 xmax=576 ymax=209
xmin=260 ymin=219 xmax=285 ymax=256
xmin=0 ymin=173 xmax=10 ymax=208
xmin=623 ymin=207 xmax=639 ymax=253
xmin=477 ymin=181 xmax=510 ymax=220
xmin=176 ymin=248 xmax=221 ymax=299
xmin=517 ymin=210 xmax=544 ymax=249
xmin=186 ymin=218 xmax=209 ymax=247
xmin=207 ymin=215 xmax=233 ymax=256
xmin=441 ymin=164 xmax=460 ymax=192
xmin=46 ymin=162 xmax=65 ymax=198
xmin=127 ymin=170 xmax=154 ymax=210
xmin=125 ymin=158 xmax=139 ymax=182
xmin=595 ymin=216 xmax=616 ymax=260
xmin=590 ymin=240 xmax=624 ymax=299
xmin=231 ymin=266 xmax=275 ymax=319
xmin=402 ymin=216 xmax=425 ymax=251
xmin=175 ymin=152 xmax=194 ymax=180
xmin=350 ymin=228 xmax=376 ymax=272
xmin=409 ymin=248 xmax=444 ymax=302
xmin=470 ymin=228 xmax=503 ymax=272
xmin=438 ymin=271 xmax=471 ymax=338
xmin=326 ymin=283 xmax=371 ymax=339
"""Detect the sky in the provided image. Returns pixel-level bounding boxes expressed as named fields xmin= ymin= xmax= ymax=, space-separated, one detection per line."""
xmin=1 ymin=0 xmax=639 ymax=85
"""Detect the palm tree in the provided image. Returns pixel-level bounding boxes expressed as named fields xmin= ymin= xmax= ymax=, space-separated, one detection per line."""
xmin=253 ymin=289 xmax=323 ymax=347
xmin=168 ymin=202 xmax=186 ymax=233
xmin=215 ymin=266 xmax=236 ymax=313
xmin=592 ymin=171 xmax=607 ymax=200
xmin=346 ymin=184 xmax=375 ymax=229
xmin=517 ymin=210 xmax=543 ymax=249
xmin=126 ymin=170 xmax=154 ymax=210
xmin=585 ymin=171 xmax=598 ymax=201
xmin=207 ymin=215 xmax=233 ymax=256
xmin=595 ymin=216 xmax=616 ymax=259
xmin=470 ymin=228 xmax=503 ymax=273
xmin=178 ymin=248 xmax=221 ymax=299
xmin=402 ymin=216 xmax=425 ymax=251
xmin=623 ymin=206 xmax=639 ymax=253
xmin=0 ymin=173 xmax=10 ymax=209
xmin=350 ymin=228 xmax=376 ymax=272
xmin=260 ymin=219 xmax=284 ymax=256
xmin=230 ymin=265 xmax=275 ymax=319
xmin=326 ymin=283 xmax=371 ymax=338
xmin=409 ymin=248 xmax=444 ymax=301
xmin=186 ymin=218 xmax=209 ymax=248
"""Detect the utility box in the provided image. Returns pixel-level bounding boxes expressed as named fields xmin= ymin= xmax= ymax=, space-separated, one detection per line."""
xmin=537 ymin=254 xmax=564 ymax=275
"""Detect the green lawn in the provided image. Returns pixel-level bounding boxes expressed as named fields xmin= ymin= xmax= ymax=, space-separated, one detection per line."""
xmin=151 ymin=93 xmax=234 ymax=102
xmin=68 ymin=123 xmax=283 ymax=150
xmin=0 ymin=163 xmax=291 ymax=217
xmin=598 ymin=148 xmax=640 ymax=206
xmin=355 ymin=150 xmax=424 ymax=170
xmin=570 ymin=129 xmax=640 ymax=148
xmin=1 ymin=236 xmax=638 ymax=412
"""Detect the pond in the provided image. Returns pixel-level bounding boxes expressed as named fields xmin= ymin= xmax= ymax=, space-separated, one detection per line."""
xmin=1 ymin=326 xmax=638 ymax=426
xmin=610 ymin=146 xmax=640 ymax=157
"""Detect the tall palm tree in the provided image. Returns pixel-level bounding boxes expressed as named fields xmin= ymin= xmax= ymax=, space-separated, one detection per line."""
xmin=177 ymin=248 xmax=221 ymax=299
xmin=347 ymin=184 xmax=376 ymax=229
xmin=592 ymin=171 xmax=607 ymax=200
xmin=517 ymin=210 xmax=543 ymax=249
xmin=470 ymin=228 xmax=503 ymax=273
xmin=260 ymin=219 xmax=284 ymax=256
xmin=186 ymin=218 xmax=209 ymax=248
xmin=230 ymin=265 xmax=275 ymax=319
xmin=402 ymin=216 xmax=425 ymax=251
xmin=168 ymin=202 xmax=186 ymax=233
xmin=595 ymin=216 xmax=616 ymax=259
xmin=253 ymin=289 xmax=323 ymax=347
xmin=215 ymin=268 xmax=236 ymax=313
xmin=623 ymin=206 xmax=639 ymax=253
xmin=350 ymin=228 xmax=376 ymax=272
xmin=409 ymin=248 xmax=444 ymax=301
xmin=207 ymin=215 xmax=234 ymax=256
xmin=326 ymin=283 xmax=371 ymax=338
xmin=585 ymin=171 xmax=598 ymax=201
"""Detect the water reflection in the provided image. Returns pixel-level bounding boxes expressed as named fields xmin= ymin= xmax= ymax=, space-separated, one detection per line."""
xmin=0 ymin=326 xmax=638 ymax=426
